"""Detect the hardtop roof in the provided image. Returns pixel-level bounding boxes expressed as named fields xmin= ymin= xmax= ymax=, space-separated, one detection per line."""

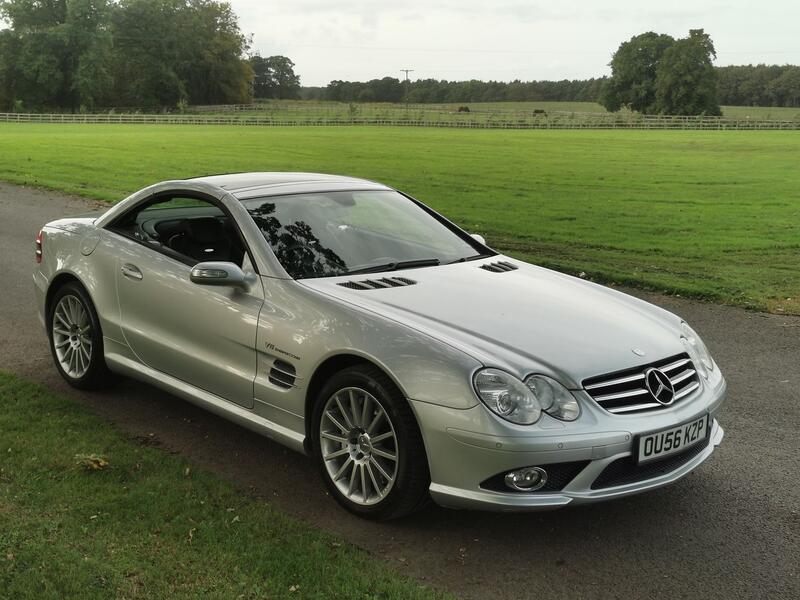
xmin=188 ymin=172 xmax=391 ymax=199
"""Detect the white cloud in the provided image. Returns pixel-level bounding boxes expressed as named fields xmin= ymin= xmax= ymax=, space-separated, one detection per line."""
xmin=230 ymin=0 xmax=800 ymax=86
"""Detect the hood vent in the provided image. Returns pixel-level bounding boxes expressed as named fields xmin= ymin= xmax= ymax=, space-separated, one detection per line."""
xmin=337 ymin=277 xmax=417 ymax=291
xmin=480 ymin=261 xmax=518 ymax=273
xmin=269 ymin=359 xmax=296 ymax=389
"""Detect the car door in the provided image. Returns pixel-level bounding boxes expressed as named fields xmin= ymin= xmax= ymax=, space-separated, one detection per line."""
xmin=106 ymin=191 xmax=263 ymax=408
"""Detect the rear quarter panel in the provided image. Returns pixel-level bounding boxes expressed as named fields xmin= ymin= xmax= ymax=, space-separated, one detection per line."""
xmin=36 ymin=219 xmax=123 ymax=344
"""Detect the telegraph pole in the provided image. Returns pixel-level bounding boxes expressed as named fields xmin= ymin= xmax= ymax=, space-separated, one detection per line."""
xmin=400 ymin=69 xmax=414 ymax=109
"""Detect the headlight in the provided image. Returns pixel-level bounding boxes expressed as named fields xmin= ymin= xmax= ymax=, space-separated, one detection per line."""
xmin=680 ymin=321 xmax=714 ymax=376
xmin=474 ymin=369 xmax=542 ymax=425
xmin=474 ymin=369 xmax=581 ymax=424
xmin=524 ymin=375 xmax=581 ymax=421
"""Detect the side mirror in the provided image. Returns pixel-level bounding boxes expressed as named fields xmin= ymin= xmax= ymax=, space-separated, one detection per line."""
xmin=190 ymin=261 xmax=255 ymax=290
xmin=470 ymin=233 xmax=486 ymax=246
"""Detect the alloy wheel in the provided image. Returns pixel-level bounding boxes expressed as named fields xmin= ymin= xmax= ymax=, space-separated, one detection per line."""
xmin=52 ymin=294 xmax=93 ymax=379
xmin=319 ymin=387 xmax=399 ymax=506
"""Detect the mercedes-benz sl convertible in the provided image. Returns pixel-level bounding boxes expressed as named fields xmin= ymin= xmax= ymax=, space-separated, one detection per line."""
xmin=34 ymin=172 xmax=726 ymax=519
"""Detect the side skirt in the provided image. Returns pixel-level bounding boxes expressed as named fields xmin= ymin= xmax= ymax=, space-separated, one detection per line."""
xmin=105 ymin=352 xmax=308 ymax=454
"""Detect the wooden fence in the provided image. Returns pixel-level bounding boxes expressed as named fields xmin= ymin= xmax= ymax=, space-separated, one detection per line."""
xmin=1 ymin=112 xmax=798 ymax=130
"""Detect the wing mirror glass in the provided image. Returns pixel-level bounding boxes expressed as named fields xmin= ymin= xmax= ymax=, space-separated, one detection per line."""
xmin=190 ymin=261 xmax=255 ymax=290
xmin=470 ymin=233 xmax=486 ymax=245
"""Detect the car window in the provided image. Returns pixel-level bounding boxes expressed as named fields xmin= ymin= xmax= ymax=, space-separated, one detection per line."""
xmin=108 ymin=195 xmax=247 ymax=267
xmin=241 ymin=190 xmax=482 ymax=279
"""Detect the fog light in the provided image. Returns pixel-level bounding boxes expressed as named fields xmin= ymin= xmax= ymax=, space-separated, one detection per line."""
xmin=504 ymin=467 xmax=548 ymax=491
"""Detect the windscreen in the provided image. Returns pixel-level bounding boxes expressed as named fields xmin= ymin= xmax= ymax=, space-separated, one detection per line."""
xmin=241 ymin=190 xmax=483 ymax=279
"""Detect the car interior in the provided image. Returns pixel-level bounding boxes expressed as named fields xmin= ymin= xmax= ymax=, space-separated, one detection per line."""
xmin=109 ymin=198 xmax=247 ymax=267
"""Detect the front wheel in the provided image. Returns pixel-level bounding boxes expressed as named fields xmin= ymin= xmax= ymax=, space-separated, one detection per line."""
xmin=312 ymin=364 xmax=430 ymax=520
xmin=48 ymin=282 xmax=114 ymax=390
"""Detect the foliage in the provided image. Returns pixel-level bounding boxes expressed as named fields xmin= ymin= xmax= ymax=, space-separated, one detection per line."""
xmin=325 ymin=77 xmax=606 ymax=104
xmin=601 ymin=30 xmax=721 ymax=115
xmin=717 ymin=64 xmax=800 ymax=107
xmin=0 ymin=123 xmax=797 ymax=313
xmin=600 ymin=32 xmax=675 ymax=113
xmin=654 ymin=30 xmax=721 ymax=115
xmin=0 ymin=0 xmax=114 ymax=111
xmin=0 ymin=0 xmax=253 ymax=111
xmin=0 ymin=371 xmax=448 ymax=598
xmin=250 ymin=54 xmax=301 ymax=99
xmin=318 ymin=64 xmax=800 ymax=112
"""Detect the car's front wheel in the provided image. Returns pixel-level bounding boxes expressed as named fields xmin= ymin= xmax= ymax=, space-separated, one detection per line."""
xmin=48 ymin=282 xmax=114 ymax=390
xmin=312 ymin=364 xmax=430 ymax=520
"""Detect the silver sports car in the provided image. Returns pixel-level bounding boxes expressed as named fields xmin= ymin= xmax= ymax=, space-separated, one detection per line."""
xmin=34 ymin=172 xmax=726 ymax=519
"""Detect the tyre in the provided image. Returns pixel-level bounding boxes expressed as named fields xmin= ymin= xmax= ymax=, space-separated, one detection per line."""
xmin=312 ymin=364 xmax=430 ymax=520
xmin=47 ymin=281 xmax=114 ymax=390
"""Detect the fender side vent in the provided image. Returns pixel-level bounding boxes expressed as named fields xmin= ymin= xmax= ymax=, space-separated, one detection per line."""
xmin=480 ymin=261 xmax=518 ymax=273
xmin=338 ymin=277 xmax=417 ymax=290
xmin=269 ymin=359 xmax=296 ymax=389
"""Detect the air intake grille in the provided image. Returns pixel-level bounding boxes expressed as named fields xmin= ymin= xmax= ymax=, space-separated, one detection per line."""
xmin=337 ymin=277 xmax=416 ymax=290
xmin=269 ymin=359 xmax=296 ymax=389
xmin=583 ymin=353 xmax=701 ymax=415
xmin=591 ymin=435 xmax=710 ymax=489
xmin=480 ymin=261 xmax=518 ymax=273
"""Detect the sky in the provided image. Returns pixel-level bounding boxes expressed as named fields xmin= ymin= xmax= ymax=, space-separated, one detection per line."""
xmin=230 ymin=0 xmax=800 ymax=86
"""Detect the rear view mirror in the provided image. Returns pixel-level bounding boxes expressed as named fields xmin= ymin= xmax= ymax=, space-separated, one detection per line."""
xmin=190 ymin=261 xmax=255 ymax=290
xmin=470 ymin=233 xmax=487 ymax=246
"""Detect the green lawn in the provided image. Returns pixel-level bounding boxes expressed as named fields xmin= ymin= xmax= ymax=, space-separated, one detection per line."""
xmin=1 ymin=123 xmax=798 ymax=313
xmin=720 ymin=105 xmax=800 ymax=120
xmin=238 ymin=100 xmax=800 ymax=121
xmin=0 ymin=372 xmax=446 ymax=599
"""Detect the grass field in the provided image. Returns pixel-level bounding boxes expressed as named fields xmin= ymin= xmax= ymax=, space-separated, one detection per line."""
xmin=0 ymin=372 xmax=446 ymax=599
xmin=0 ymin=123 xmax=798 ymax=313
xmin=202 ymin=100 xmax=800 ymax=123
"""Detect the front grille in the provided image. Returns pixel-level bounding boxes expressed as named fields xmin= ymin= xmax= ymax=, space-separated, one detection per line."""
xmin=480 ymin=460 xmax=590 ymax=493
xmin=268 ymin=359 xmax=296 ymax=389
xmin=337 ymin=277 xmax=416 ymax=290
xmin=591 ymin=435 xmax=711 ymax=490
xmin=480 ymin=261 xmax=518 ymax=273
xmin=583 ymin=353 xmax=701 ymax=415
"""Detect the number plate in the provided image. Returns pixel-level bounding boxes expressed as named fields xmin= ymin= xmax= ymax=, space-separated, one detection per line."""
xmin=636 ymin=414 xmax=710 ymax=465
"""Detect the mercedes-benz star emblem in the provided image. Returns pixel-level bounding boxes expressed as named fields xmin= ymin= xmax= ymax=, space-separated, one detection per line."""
xmin=644 ymin=368 xmax=675 ymax=404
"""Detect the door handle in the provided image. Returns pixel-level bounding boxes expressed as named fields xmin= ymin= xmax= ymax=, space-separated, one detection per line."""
xmin=121 ymin=263 xmax=143 ymax=281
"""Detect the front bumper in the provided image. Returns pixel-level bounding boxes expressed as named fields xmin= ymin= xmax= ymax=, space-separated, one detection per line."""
xmin=411 ymin=372 xmax=727 ymax=512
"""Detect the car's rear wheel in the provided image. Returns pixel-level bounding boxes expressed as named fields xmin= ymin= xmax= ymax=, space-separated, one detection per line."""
xmin=48 ymin=282 xmax=114 ymax=389
xmin=312 ymin=364 xmax=430 ymax=520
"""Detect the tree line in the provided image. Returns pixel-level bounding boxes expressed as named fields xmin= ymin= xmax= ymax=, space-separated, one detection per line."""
xmin=717 ymin=64 xmax=800 ymax=108
xmin=319 ymin=31 xmax=797 ymax=113
xmin=322 ymin=77 xmax=605 ymax=105
xmin=316 ymin=64 xmax=800 ymax=110
xmin=1 ymin=4 xmax=798 ymax=113
xmin=0 ymin=0 xmax=258 ymax=111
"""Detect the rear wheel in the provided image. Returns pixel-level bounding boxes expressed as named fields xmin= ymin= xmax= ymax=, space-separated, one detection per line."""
xmin=312 ymin=364 xmax=430 ymax=520
xmin=48 ymin=282 xmax=114 ymax=389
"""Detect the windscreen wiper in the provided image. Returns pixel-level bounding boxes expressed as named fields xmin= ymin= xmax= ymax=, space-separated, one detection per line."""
xmin=446 ymin=253 xmax=494 ymax=264
xmin=346 ymin=258 xmax=440 ymax=275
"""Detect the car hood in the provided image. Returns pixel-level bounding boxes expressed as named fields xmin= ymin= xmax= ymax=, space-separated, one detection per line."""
xmin=300 ymin=257 xmax=686 ymax=388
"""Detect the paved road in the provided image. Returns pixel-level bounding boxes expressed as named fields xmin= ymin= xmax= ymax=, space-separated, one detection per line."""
xmin=1 ymin=182 xmax=798 ymax=599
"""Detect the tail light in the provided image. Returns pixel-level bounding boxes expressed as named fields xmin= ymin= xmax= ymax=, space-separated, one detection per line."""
xmin=35 ymin=230 xmax=43 ymax=264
